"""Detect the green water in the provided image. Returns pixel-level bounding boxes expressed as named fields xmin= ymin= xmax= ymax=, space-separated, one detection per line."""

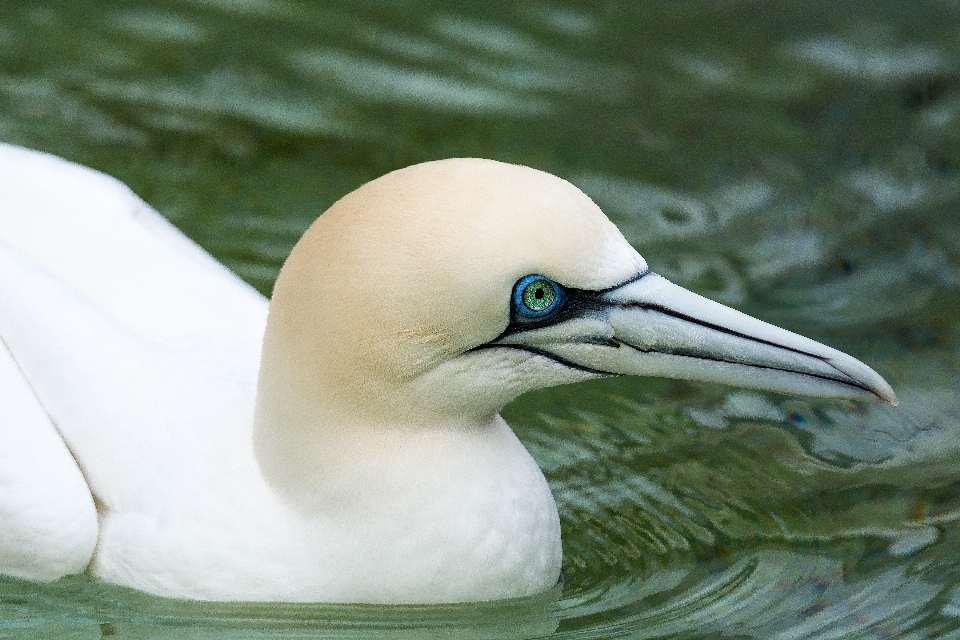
xmin=3 ymin=1 xmax=960 ymax=637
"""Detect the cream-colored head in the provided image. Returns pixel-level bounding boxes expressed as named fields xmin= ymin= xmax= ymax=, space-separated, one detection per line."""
xmin=255 ymin=159 xmax=644 ymax=436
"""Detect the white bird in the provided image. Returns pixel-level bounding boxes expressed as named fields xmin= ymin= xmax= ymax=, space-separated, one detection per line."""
xmin=0 ymin=143 xmax=896 ymax=603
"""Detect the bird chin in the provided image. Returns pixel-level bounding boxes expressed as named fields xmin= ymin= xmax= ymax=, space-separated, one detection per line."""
xmin=406 ymin=346 xmax=608 ymax=421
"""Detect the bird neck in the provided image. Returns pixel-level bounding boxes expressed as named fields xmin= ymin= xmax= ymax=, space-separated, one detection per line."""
xmin=250 ymin=333 xmax=498 ymax=511
xmin=251 ymin=364 xmax=563 ymax=602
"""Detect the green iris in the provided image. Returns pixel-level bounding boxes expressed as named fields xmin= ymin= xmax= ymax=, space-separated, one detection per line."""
xmin=521 ymin=279 xmax=556 ymax=312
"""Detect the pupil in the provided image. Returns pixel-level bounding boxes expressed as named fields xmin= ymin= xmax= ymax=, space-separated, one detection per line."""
xmin=535 ymin=288 xmax=544 ymax=299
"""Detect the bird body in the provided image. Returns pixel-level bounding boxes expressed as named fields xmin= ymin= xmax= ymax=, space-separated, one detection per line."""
xmin=0 ymin=144 xmax=896 ymax=603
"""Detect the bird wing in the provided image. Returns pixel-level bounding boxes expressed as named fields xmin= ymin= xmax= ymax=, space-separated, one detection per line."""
xmin=0 ymin=144 xmax=269 ymax=515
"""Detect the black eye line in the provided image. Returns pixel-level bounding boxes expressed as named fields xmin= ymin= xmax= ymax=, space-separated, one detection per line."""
xmin=468 ymin=342 xmax=616 ymax=376
xmin=490 ymin=292 xmax=593 ymax=342
xmin=595 ymin=269 xmax=651 ymax=294
xmin=492 ymin=269 xmax=651 ymax=342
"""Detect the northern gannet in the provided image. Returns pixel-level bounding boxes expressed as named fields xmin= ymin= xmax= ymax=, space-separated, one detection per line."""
xmin=0 ymin=144 xmax=896 ymax=603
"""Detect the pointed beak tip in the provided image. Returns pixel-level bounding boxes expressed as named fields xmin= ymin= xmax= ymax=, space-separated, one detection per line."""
xmin=871 ymin=385 xmax=898 ymax=406
xmin=821 ymin=352 xmax=898 ymax=407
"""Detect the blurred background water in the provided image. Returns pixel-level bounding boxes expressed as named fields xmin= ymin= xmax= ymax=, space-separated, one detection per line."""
xmin=2 ymin=0 xmax=960 ymax=638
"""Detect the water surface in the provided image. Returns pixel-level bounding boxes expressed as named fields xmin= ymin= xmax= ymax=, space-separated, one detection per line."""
xmin=2 ymin=1 xmax=960 ymax=637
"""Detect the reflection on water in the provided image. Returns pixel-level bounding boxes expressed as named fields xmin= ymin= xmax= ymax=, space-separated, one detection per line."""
xmin=2 ymin=0 xmax=960 ymax=637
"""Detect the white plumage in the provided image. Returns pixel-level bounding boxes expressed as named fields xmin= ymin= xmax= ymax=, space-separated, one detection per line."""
xmin=0 ymin=144 xmax=895 ymax=603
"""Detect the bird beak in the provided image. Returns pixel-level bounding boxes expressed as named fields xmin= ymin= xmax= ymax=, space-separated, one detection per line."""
xmin=493 ymin=272 xmax=898 ymax=405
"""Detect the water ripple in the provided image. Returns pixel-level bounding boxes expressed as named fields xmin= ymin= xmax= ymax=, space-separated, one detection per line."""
xmin=3 ymin=0 xmax=960 ymax=636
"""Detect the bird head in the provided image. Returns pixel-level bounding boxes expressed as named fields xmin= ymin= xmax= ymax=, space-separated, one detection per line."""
xmin=257 ymin=158 xmax=896 ymax=437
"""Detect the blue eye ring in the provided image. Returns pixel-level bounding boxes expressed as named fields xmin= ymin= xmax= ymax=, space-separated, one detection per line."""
xmin=512 ymin=275 xmax=566 ymax=319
